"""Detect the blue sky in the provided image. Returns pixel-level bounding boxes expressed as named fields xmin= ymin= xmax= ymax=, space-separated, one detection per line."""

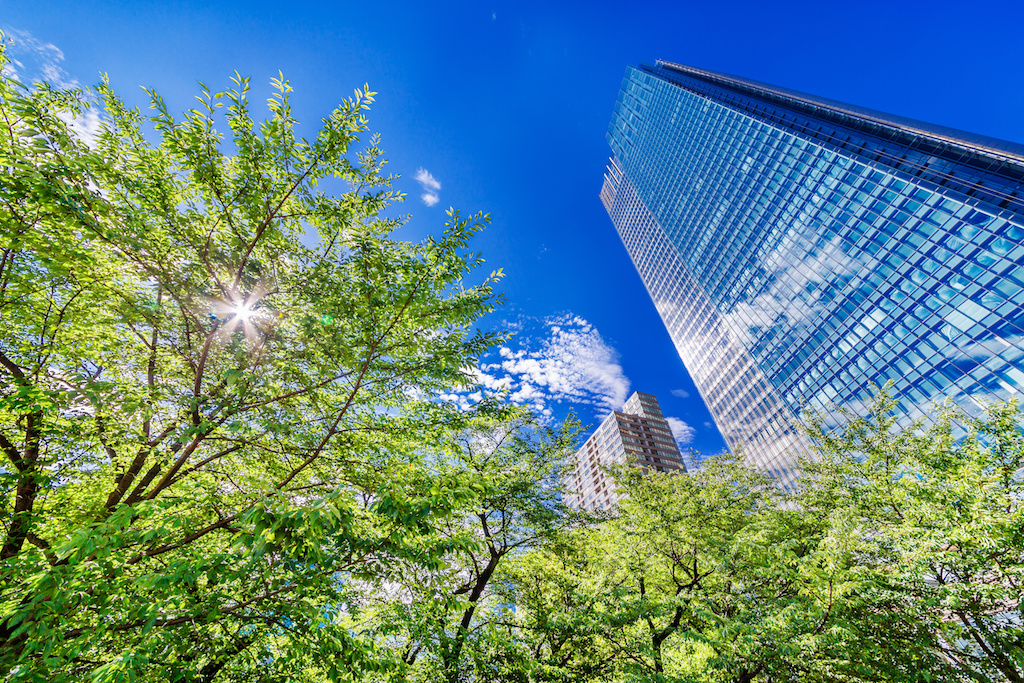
xmin=6 ymin=0 xmax=1024 ymax=454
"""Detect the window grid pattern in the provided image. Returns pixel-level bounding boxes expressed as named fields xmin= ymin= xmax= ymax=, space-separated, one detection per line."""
xmin=603 ymin=169 xmax=809 ymax=487
xmin=650 ymin=60 xmax=1024 ymax=216
xmin=564 ymin=392 xmax=688 ymax=510
xmin=604 ymin=64 xmax=1024 ymax=470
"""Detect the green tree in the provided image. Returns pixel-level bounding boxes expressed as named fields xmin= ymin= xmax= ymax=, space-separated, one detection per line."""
xmin=0 ymin=42 xmax=507 ymax=681
xmin=802 ymin=393 xmax=1024 ymax=683
xmin=582 ymin=459 xmax=797 ymax=683
xmin=506 ymin=455 xmax=945 ymax=683
xmin=490 ymin=531 xmax=615 ymax=682
xmin=353 ymin=411 xmax=581 ymax=683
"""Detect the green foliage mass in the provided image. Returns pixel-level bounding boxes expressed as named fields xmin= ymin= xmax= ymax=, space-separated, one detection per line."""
xmin=0 ymin=38 xmax=522 ymax=681
xmin=492 ymin=394 xmax=1024 ymax=683
xmin=801 ymin=395 xmax=1024 ymax=683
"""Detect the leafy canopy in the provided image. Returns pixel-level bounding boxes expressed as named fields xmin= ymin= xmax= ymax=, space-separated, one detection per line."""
xmin=496 ymin=392 xmax=1024 ymax=683
xmin=0 ymin=39 xmax=509 ymax=682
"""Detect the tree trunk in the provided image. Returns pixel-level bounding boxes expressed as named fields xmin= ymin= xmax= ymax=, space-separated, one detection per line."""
xmin=1 ymin=412 xmax=41 ymax=560
xmin=442 ymin=551 xmax=501 ymax=683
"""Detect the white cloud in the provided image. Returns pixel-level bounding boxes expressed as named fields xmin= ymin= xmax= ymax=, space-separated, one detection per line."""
xmin=3 ymin=28 xmax=104 ymax=147
xmin=495 ymin=315 xmax=630 ymax=413
xmin=670 ymin=388 xmax=690 ymax=399
xmin=436 ymin=314 xmax=631 ymax=419
xmin=414 ymin=167 xmax=441 ymax=207
xmin=3 ymin=28 xmax=73 ymax=87
xmin=438 ymin=391 xmax=474 ymax=412
xmin=57 ymin=106 xmax=103 ymax=148
xmin=665 ymin=417 xmax=696 ymax=447
xmin=413 ymin=168 xmax=441 ymax=191
xmin=469 ymin=366 xmax=513 ymax=392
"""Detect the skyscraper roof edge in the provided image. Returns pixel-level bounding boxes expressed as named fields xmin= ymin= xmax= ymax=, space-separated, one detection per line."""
xmin=651 ymin=59 xmax=1024 ymax=164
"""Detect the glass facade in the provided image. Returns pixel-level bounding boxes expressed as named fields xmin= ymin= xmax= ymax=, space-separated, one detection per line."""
xmin=603 ymin=61 xmax=1024 ymax=486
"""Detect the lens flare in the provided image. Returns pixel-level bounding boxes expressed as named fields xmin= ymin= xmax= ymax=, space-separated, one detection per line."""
xmin=234 ymin=303 xmax=253 ymax=321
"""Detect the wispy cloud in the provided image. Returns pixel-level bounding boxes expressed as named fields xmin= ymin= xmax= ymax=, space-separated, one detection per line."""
xmin=665 ymin=416 xmax=696 ymax=446
xmin=670 ymin=388 xmax=690 ymax=399
xmin=2 ymin=28 xmax=73 ymax=87
xmin=496 ymin=315 xmax=630 ymax=412
xmin=2 ymin=27 xmax=103 ymax=147
xmin=442 ymin=314 xmax=631 ymax=419
xmin=414 ymin=167 xmax=441 ymax=207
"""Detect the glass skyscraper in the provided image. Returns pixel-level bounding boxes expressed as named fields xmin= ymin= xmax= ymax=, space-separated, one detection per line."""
xmin=602 ymin=61 xmax=1024 ymax=485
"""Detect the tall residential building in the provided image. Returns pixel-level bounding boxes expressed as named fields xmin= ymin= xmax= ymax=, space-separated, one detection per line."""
xmin=603 ymin=61 xmax=1024 ymax=486
xmin=565 ymin=391 xmax=686 ymax=510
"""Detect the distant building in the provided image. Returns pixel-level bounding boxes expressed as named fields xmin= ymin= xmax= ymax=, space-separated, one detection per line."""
xmin=603 ymin=60 xmax=1024 ymax=487
xmin=565 ymin=391 xmax=686 ymax=510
